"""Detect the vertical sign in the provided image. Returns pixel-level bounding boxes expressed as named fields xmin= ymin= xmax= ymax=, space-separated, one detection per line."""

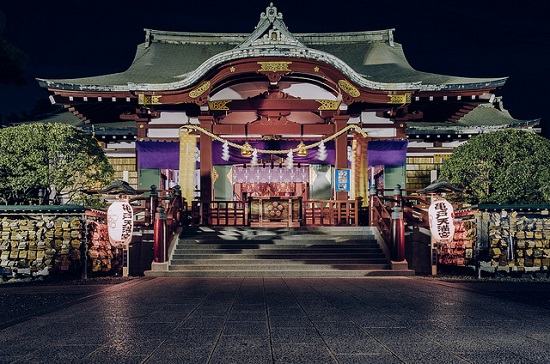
xmin=335 ymin=169 xmax=350 ymax=192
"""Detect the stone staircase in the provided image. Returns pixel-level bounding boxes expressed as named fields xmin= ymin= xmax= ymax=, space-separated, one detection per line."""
xmin=145 ymin=226 xmax=415 ymax=277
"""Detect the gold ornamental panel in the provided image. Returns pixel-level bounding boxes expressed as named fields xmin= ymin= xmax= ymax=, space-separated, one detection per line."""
xmin=338 ymin=79 xmax=360 ymax=98
xmin=208 ymin=100 xmax=231 ymax=111
xmin=257 ymin=61 xmax=292 ymax=72
xmin=316 ymin=100 xmax=341 ymax=110
xmin=189 ymin=81 xmax=211 ymax=99
xmin=388 ymin=93 xmax=412 ymax=104
xmin=138 ymin=94 xmax=162 ymax=105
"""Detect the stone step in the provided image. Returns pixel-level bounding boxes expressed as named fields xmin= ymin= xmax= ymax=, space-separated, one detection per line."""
xmin=173 ymin=247 xmax=384 ymax=254
xmin=170 ymin=258 xmax=388 ymax=265
xmin=179 ymin=236 xmax=379 ymax=244
xmin=144 ymin=225 xmax=416 ymax=278
xmin=168 ymin=263 xmax=390 ymax=271
xmin=172 ymin=250 xmax=386 ymax=259
xmin=146 ymin=269 xmax=414 ymax=277
xmin=178 ymin=237 xmax=378 ymax=246
xmin=183 ymin=227 xmax=378 ymax=238
xmin=176 ymin=246 xmax=381 ymax=253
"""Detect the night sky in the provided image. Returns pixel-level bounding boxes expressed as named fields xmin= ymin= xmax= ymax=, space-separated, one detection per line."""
xmin=1 ymin=0 xmax=548 ymax=137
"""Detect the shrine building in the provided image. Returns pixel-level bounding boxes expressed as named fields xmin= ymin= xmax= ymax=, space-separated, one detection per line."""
xmin=37 ymin=3 xmax=539 ymax=226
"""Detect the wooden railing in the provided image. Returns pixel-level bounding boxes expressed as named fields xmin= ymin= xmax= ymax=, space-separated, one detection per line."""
xmin=191 ymin=198 xmax=360 ymax=227
xmin=303 ymin=200 xmax=359 ymax=226
xmin=126 ymin=185 xmax=186 ymax=234
xmin=367 ymin=185 xmax=455 ymax=262
xmin=368 ymin=185 xmax=423 ymax=262
xmin=191 ymin=200 xmax=248 ymax=226
xmin=84 ymin=184 xmax=187 ymax=264
xmin=368 ymin=189 xmax=397 ymax=246
xmin=402 ymin=192 xmax=430 ymax=229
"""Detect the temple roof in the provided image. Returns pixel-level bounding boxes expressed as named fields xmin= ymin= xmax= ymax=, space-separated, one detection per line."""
xmin=16 ymin=109 xmax=136 ymax=136
xmin=24 ymin=97 xmax=537 ymax=139
xmin=37 ymin=3 xmax=506 ymax=94
xmin=406 ymin=98 xmax=541 ymax=134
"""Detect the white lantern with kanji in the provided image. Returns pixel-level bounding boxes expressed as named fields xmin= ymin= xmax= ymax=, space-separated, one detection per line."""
xmin=428 ymin=198 xmax=455 ymax=243
xmin=107 ymin=199 xmax=134 ymax=247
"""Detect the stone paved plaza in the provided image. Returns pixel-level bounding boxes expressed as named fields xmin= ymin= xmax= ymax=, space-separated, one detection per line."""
xmin=1 ymin=276 xmax=550 ymax=363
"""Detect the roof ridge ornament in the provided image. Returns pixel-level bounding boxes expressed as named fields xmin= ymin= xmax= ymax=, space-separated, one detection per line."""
xmin=260 ymin=2 xmax=283 ymax=23
xmin=236 ymin=3 xmax=305 ymax=49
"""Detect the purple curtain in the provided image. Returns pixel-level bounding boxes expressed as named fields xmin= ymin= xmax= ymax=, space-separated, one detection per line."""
xmin=136 ymin=141 xmax=180 ymax=169
xmin=367 ymin=140 xmax=408 ymax=166
xmin=135 ymin=139 xmax=340 ymax=169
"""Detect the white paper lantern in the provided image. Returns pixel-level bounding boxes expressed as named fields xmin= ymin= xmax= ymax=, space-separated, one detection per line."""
xmin=107 ymin=200 xmax=134 ymax=246
xmin=428 ymin=198 xmax=455 ymax=243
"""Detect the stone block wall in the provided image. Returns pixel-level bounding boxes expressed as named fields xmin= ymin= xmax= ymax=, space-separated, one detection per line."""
xmin=436 ymin=206 xmax=550 ymax=274
xmin=1 ymin=214 xmax=84 ymax=278
xmin=0 ymin=207 xmax=123 ymax=281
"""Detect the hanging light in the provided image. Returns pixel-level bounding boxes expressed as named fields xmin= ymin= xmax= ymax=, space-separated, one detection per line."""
xmin=241 ymin=141 xmax=253 ymax=157
xmin=296 ymin=141 xmax=308 ymax=157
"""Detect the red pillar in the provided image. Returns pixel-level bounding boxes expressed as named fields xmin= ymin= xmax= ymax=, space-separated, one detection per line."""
xmin=391 ymin=185 xmax=405 ymax=261
xmin=153 ymin=207 xmax=166 ymax=263
xmin=391 ymin=205 xmax=405 ymax=261
xmin=199 ymin=116 xmax=214 ymax=204
xmin=334 ymin=115 xmax=350 ymax=201
xmin=199 ymin=116 xmax=214 ymax=224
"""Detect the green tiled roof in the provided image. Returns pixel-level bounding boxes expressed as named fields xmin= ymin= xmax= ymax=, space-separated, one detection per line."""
xmin=17 ymin=111 xmax=136 ymax=135
xmin=37 ymin=4 xmax=506 ymax=93
xmin=406 ymin=101 xmax=540 ymax=134
xmin=310 ymin=42 xmax=501 ymax=87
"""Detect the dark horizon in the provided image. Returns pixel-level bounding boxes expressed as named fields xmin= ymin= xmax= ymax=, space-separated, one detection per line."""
xmin=1 ymin=0 xmax=548 ymax=137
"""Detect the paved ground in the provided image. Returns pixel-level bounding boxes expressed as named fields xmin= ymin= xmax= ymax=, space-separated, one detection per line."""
xmin=1 ymin=276 xmax=550 ymax=363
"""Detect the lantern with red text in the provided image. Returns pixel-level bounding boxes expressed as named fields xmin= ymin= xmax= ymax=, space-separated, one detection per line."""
xmin=107 ymin=199 xmax=134 ymax=247
xmin=428 ymin=198 xmax=455 ymax=243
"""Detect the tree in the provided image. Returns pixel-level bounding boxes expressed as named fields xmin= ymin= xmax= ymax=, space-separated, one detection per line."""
xmin=0 ymin=123 xmax=114 ymax=205
xmin=440 ymin=129 xmax=550 ymax=205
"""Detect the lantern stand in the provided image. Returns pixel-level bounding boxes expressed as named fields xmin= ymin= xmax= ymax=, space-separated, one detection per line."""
xmin=96 ymin=180 xmax=138 ymax=277
xmin=115 ymin=194 xmax=131 ymax=278
xmin=429 ymin=192 xmax=439 ymax=276
xmin=418 ymin=179 xmax=463 ymax=276
xmin=106 ymin=193 xmax=133 ymax=277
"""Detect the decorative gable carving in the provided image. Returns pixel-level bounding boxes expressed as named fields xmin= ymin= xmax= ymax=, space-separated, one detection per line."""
xmin=237 ymin=2 xmax=305 ymax=49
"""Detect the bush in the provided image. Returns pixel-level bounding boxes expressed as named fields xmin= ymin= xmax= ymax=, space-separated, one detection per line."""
xmin=0 ymin=123 xmax=113 ymax=205
xmin=440 ymin=129 xmax=550 ymax=205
